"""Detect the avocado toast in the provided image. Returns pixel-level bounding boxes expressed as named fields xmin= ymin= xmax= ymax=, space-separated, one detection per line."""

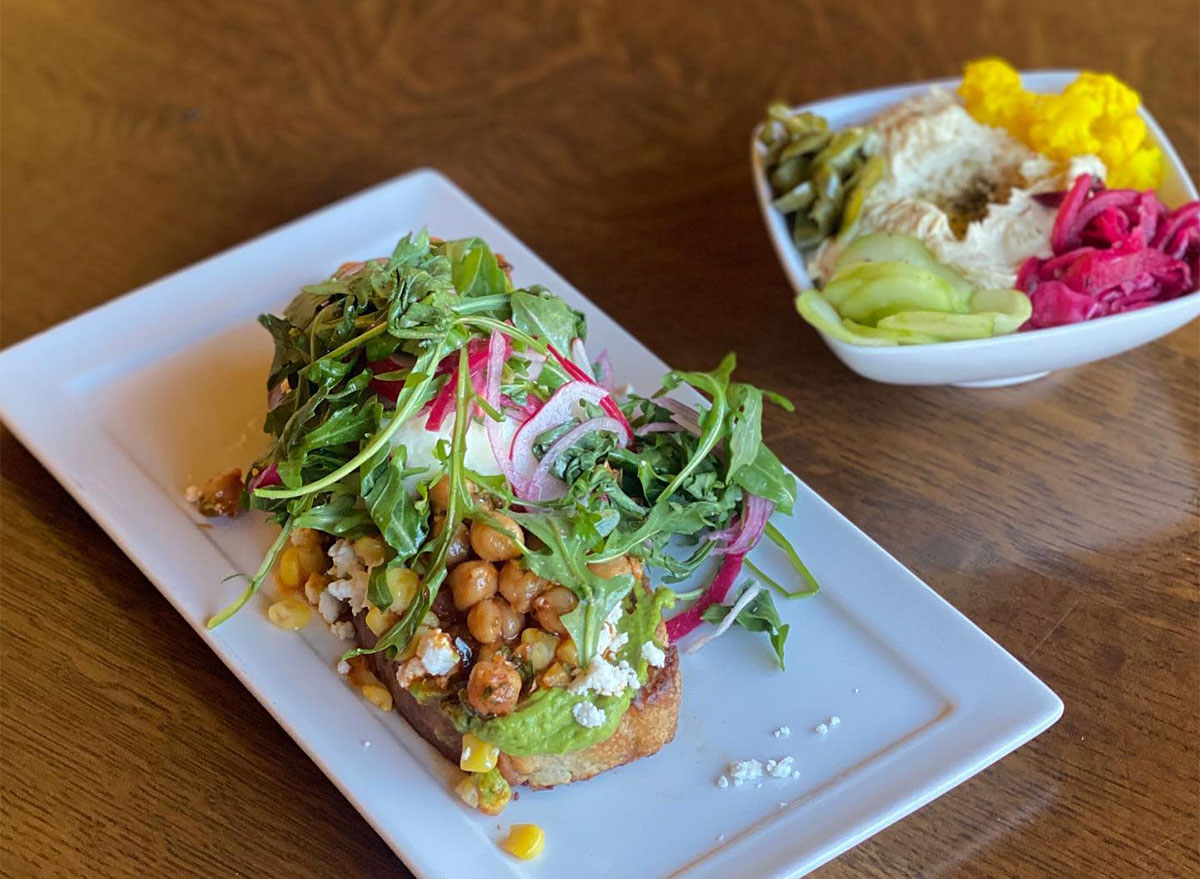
xmin=197 ymin=232 xmax=808 ymax=813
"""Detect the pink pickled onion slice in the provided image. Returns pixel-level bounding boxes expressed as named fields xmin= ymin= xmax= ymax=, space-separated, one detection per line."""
xmin=1027 ymin=281 xmax=1100 ymax=327
xmin=569 ymin=337 xmax=591 ymax=373
xmin=248 ymin=462 xmax=281 ymax=491
xmin=1051 ymin=174 xmax=1099 ymax=252
xmin=509 ymin=382 xmax=607 ymax=496
xmin=666 ymin=552 xmax=747 ymax=642
xmin=719 ymin=494 xmax=775 ymax=556
xmin=545 ymin=343 xmax=633 ymax=443
xmin=637 ymin=421 xmax=685 ymax=434
xmin=656 ymin=397 xmax=702 ymax=437
xmin=594 ymin=351 xmax=613 ymax=390
xmin=525 ymin=416 xmax=626 ymax=501
xmin=483 ymin=330 xmax=522 ymax=488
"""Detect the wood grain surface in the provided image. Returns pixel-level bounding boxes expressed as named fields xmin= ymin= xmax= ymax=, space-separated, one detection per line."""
xmin=2 ymin=1 xmax=1197 ymax=876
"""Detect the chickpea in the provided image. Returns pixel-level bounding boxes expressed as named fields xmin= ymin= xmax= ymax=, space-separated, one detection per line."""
xmin=433 ymin=516 xmax=472 ymax=568
xmin=429 ymin=474 xmax=477 ymax=514
xmin=497 ymin=561 xmax=549 ymax=613
xmin=450 ymin=560 xmax=498 ymax=610
xmin=470 ymin=514 xmax=523 ymax=562
xmin=532 ymin=585 xmax=578 ymax=636
xmin=467 ymin=598 xmax=504 ymax=644
xmin=466 ymin=659 xmax=522 ymax=716
xmin=587 ymin=554 xmax=643 ymax=582
xmin=498 ymin=601 xmax=524 ymax=642
xmin=428 ymin=475 xmax=452 ymax=513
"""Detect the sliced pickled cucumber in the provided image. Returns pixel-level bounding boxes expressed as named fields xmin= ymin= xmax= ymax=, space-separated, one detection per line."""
xmin=795 ymin=290 xmax=897 ymax=346
xmin=836 ymin=267 xmax=958 ymax=324
xmin=876 ymin=311 xmax=998 ymax=340
xmin=968 ymin=288 xmax=1032 ymax=334
xmin=836 ymin=232 xmax=940 ymax=270
xmin=841 ymin=318 xmax=941 ymax=344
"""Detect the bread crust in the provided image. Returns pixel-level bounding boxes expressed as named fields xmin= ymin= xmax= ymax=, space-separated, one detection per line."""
xmin=353 ymin=614 xmax=681 ymax=790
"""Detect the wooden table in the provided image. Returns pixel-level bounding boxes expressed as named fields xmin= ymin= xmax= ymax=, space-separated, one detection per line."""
xmin=3 ymin=1 xmax=1197 ymax=876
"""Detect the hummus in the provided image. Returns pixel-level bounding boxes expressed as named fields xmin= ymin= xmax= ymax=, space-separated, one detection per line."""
xmin=809 ymin=88 xmax=1106 ymax=290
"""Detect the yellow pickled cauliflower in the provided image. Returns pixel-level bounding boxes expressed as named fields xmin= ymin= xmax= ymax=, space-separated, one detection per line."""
xmin=959 ymin=59 xmax=1163 ymax=190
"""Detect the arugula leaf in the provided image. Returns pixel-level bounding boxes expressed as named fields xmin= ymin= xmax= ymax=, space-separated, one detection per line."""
xmin=512 ymin=511 xmax=635 ymax=664
xmin=510 ymin=287 xmax=587 ymax=352
xmin=258 ymin=314 xmax=307 ymax=390
xmin=702 ymin=584 xmax=791 ymax=669
xmin=443 ymin=237 xmax=509 ymax=298
xmin=290 ymin=492 xmax=375 ymax=536
xmin=726 ymin=383 xmax=763 ymax=482
xmin=362 ymin=446 xmax=429 ymax=560
xmin=732 ymin=444 xmax=796 ymax=515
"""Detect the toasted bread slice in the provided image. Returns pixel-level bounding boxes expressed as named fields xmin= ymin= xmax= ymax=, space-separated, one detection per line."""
xmin=352 ymin=613 xmax=681 ymax=790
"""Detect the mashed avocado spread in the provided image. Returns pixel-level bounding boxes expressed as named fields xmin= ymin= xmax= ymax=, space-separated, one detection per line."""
xmin=455 ymin=588 xmax=673 ymax=756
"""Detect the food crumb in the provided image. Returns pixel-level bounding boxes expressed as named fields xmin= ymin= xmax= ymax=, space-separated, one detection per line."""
xmin=853 ymin=687 xmax=860 ymax=695
xmin=830 ymin=715 xmax=841 ymax=728
xmin=184 ymin=485 xmax=201 ymax=503
xmin=726 ymin=759 xmax=764 ymax=786
xmin=717 ymin=834 xmax=726 ymax=842
xmin=360 ymin=740 xmax=371 ymax=750
xmin=717 ymin=775 xmax=729 ymax=789
xmin=773 ymin=725 xmax=791 ymax=738
xmin=815 ymin=722 xmax=829 ymax=735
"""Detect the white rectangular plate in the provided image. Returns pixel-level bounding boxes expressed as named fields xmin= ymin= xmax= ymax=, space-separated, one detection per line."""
xmin=0 ymin=169 xmax=1061 ymax=879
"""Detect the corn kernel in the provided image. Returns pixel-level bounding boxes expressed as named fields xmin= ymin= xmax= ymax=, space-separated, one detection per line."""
xmin=365 ymin=605 xmax=398 ymax=636
xmin=518 ymin=628 xmax=558 ymax=672
xmin=540 ymin=661 xmax=570 ymax=689
xmin=277 ymin=547 xmax=302 ymax=591
xmin=354 ymin=535 xmax=387 ymax=568
xmin=555 ymin=637 xmax=578 ymax=667
xmin=267 ymin=597 xmax=311 ymax=630
xmin=344 ymin=657 xmax=376 ymax=689
xmin=386 ymin=566 xmax=420 ymax=613
xmin=295 ymin=543 xmax=328 ymax=580
xmin=361 ymin=683 xmax=393 ymax=712
xmin=454 ymin=775 xmax=480 ymax=809
xmin=459 ymin=733 xmax=499 ymax=773
xmin=500 ymin=824 xmax=545 ymax=860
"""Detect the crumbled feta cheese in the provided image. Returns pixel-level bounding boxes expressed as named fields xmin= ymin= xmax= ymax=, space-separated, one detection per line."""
xmin=829 ymin=715 xmax=841 ymax=728
xmin=726 ymin=759 xmax=763 ymax=786
xmin=416 ymin=630 xmax=460 ymax=676
xmin=568 ymin=655 xmax=639 ymax=697
xmin=765 ymin=756 xmax=795 ymax=778
xmin=184 ymin=485 xmax=201 ymax=504
xmin=327 ymin=539 xmax=361 ymax=579
xmin=330 ymin=620 xmax=355 ymax=641
xmin=572 ymin=701 xmax=606 ymax=729
xmin=641 ymin=640 xmax=666 ymax=668
xmin=814 ymin=722 xmax=829 ymax=735
xmin=336 ymin=659 xmax=351 ymax=675
xmin=318 ymin=589 xmax=344 ymax=623
xmin=717 ymin=775 xmax=729 ymax=789
xmin=326 ymin=569 xmax=369 ymax=614
xmin=595 ymin=603 xmax=626 ymax=657
xmin=773 ymin=725 xmax=791 ymax=738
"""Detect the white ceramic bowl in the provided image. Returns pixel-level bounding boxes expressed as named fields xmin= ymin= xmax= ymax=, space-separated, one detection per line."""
xmin=751 ymin=70 xmax=1200 ymax=387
